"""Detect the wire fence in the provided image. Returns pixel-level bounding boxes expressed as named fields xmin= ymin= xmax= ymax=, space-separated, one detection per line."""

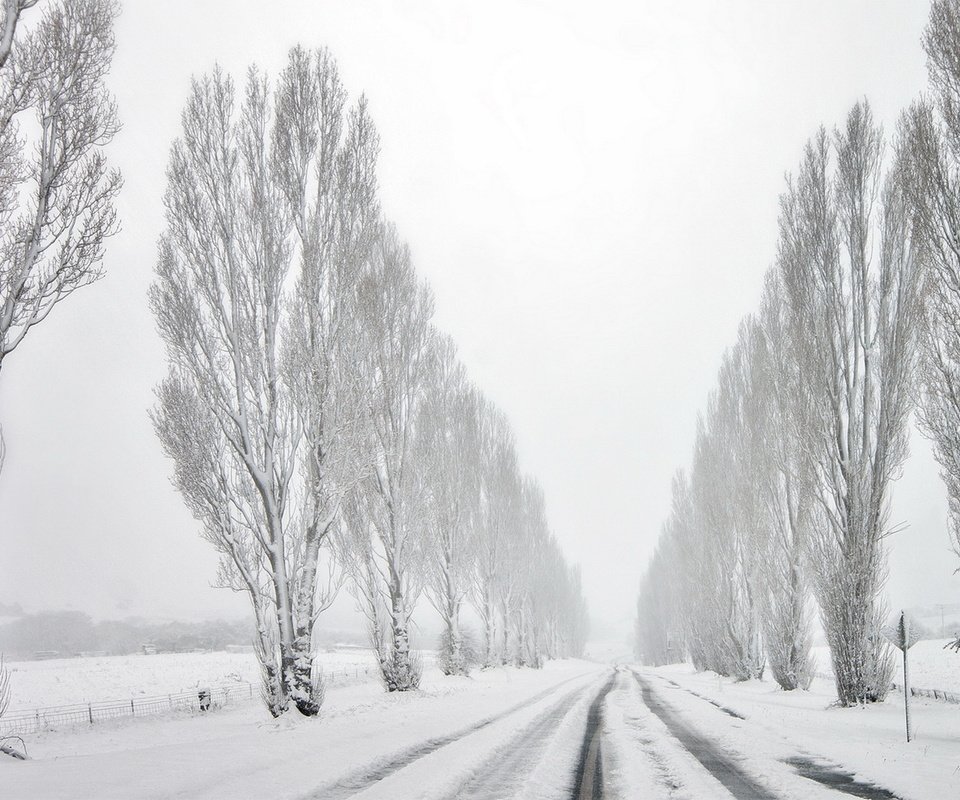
xmin=890 ymin=682 xmax=960 ymax=704
xmin=0 ymin=664 xmax=376 ymax=737
xmin=0 ymin=682 xmax=255 ymax=737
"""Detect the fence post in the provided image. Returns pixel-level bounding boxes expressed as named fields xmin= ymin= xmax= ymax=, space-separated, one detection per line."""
xmin=88 ymin=703 xmax=93 ymax=725
xmin=130 ymin=699 xmax=135 ymax=717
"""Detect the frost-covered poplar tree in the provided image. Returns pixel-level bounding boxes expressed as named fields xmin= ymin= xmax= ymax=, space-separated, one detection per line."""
xmin=339 ymin=224 xmax=435 ymax=692
xmin=777 ymin=101 xmax=922 ymax=705
xmin=692 ymin=363 xmax=764 ymax=681
xmin=279 ymin=49 xmax=381 ymax=714
xmin=751 ymin=289 xmax=815 ymax=691
xmin=419 ymin=335 xmax=481 ymax=676
xmin=471 ymin=402 xmax=520 ymax=667
xmin=152 ymin=48 xmax=377 ymax=716
xmin=0 ymin=0 xmax=120 ymax=370
xmin=903 ymin=1 xmax=960 ymax=591
xmin=717 ymin=334 xmax=767 ymax=680
xmin=526 ymin=528 xmax=564 ymax=666
xmin=664 ymin=470 xmax=713 ymax=670
xmin=509 ymin=477 xmax=547 ymax=667
xmin=0 ymin=0 xmax=120 ymax=466
xmin=635 ymin=529 xmax=683 ymax=666
xmin=495 ymin=494 xmax=527 ymax=666
xmin=560 ymin=563 xmax=590 ymax=658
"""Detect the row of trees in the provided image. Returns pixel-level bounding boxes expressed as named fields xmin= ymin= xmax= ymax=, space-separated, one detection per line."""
xmin=151 ymin=47 xmax=588 ymax=718
xmin=637 ymin=0 xmax=960 ymax=707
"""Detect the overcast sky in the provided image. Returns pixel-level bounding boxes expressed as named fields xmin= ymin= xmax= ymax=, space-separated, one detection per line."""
xmin=0 ymin=1 xmax=955 ymax=641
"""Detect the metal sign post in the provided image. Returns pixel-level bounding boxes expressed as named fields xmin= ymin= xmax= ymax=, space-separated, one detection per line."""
xmin=883 ymin=610 xmax=919 ymax=743
xmin=900 ymin=614 xmax=911 ymax=743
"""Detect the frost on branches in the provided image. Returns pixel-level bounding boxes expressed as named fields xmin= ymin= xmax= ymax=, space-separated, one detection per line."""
xmin=904 ymin=2 xmax=960 ymax=586
xmin=777 ymin=102 xmax=920 ymax=704
xmin=152 ymin=43 xmax=590 ymax=712
xmin=152 ymin=48 xmax=378 ymax=716
xmin=0 ymin=0 xmax=121 ymax=374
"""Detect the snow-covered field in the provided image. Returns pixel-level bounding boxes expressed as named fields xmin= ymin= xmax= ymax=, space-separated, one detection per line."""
xmin=4 ymin=648 xmax=386 ymax=713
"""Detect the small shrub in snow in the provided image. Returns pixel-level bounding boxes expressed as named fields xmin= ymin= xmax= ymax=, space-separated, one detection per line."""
xmin=437 ymin=628 xmax=479 ymax=676
xmin=379 ymin=648 xmax=422 ymax=692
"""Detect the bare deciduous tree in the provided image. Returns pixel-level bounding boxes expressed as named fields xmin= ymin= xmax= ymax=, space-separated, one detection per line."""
xmin=278 ymin=48 xmax=380 ymax=714
xmin=0 ymin=0 xmax=120 ymax=371
xmin=338 ymin=224 xmax=436 ymax=692
xmin=419 ymin=335 xmax=481 ymax=676
xmin=903 ymin=3 xmax=960 ymax=592
xmin=152 ymin=48 xmax=377 ymax=716
xmin=471 ymin=402 xmax=520 ymax=667
xmin=634 ymin=526 xmax=683 ymax=667
xmin=752 ymin=287 xmax=815 ymax=691
xmin=0 ymin=0 xmax=120 ymax=475
xmin=777 ymin=101 xmax=921 ymax=705
xmin=688 ymin=358 xmax=764 ymax=681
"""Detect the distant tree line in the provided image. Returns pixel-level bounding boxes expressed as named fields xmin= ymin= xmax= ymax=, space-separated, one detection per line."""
xmin=151 ymin=47 xmax=589 ymax=718
xmin=636 ymin=0 xmax=960 ymax=706
xmin=0 ymin=611 xmax=256 ymax=657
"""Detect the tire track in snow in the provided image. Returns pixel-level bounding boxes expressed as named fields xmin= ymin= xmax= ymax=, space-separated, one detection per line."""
xmin=637 ymin=671 xmax=904 ymax=800
xmin=657 ymin=677 xmax=745 ymax=720
xmin=303 ymin=671 xmax=594 ymax=800
xmin=630 ymin=670 xmax=779 ymax=800
xmin=570 ymin=673 xmax=616 ymax=799
xmin=451 ymin=671 xmax=615 ymax=800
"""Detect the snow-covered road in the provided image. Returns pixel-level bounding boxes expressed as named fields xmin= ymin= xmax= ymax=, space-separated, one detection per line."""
xmin=632 ymin=664 xmax=956 ymax=800
xmin=630 ymin=670 xmax=778 ymax=799
xmin=2 ymin=659 xmax=953 ymax=798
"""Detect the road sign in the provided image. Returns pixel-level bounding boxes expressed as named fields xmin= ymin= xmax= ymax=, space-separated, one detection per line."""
xmin=882 ymin=612 xmax=920 ymax=652
xmin=882 ymin=611 xmax=915 ymax=742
